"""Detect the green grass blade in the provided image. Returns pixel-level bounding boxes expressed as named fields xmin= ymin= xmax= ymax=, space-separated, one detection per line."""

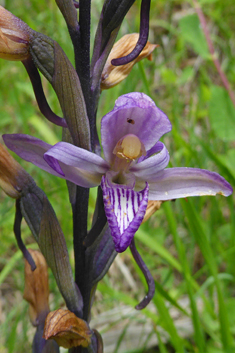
xmin=135 ymin=229 xmax=182 ymax=272
xmin=153 ymin=292 xmax=185 ymax=353
xmin=163 ymin=202 xmax=206 ymax=352
xmin=181 ymin=198 xmax=233 ymax=350
xmin=0 ymin=244 xmax=38 ymax=286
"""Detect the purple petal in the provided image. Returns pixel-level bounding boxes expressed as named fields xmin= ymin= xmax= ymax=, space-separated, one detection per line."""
xmin=44 ymin=142 xmax=108 ymax=187
xmin=138 ymin=141 xmax=165 ymax=163
xmin=3 ymin=135 xmax=106 ymax=188
xmin=101 ymin=93 xmax=172 ymax=164
xmin=145 ymin=168 xmax=233 ymax=200
xmin=101 ymin=176 xmax=149 ymax=252
xmin=3 ymin=134 xmax=60 ymax=176
xmin=44 ymin=142 xmax=109 ymax=174
xmin=131 ymin=142 xmax=170 ymax=180
xmin=44 ymin=155 xmax=65 ymax=176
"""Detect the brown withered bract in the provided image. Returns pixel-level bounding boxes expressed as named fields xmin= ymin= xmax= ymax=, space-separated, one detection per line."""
xmin=23 ymin=249 xmax=50 ymax=326
xmin=0 ymin=5 xmax=30 ymax=61
xmin=43 ymin=309 xmax=92 ymax=349
xmin=142 ymin=200 xmax=163 ymax=223
xmin=0 ymin=143 xmax=30 ymax=198
xmin=101 ymin=33 xmax=157 ymax=89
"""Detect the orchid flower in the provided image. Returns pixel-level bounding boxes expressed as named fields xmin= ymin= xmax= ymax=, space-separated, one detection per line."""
xmin=3 ymin=93 xmax=232 ymax=252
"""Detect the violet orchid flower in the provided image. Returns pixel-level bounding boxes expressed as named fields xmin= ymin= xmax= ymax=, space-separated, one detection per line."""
xmin=3 ymin=93 xmax=232 ymax=252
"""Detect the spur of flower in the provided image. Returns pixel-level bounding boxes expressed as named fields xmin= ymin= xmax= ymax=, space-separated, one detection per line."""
xmin=3 ymin=93 xmax=232 ymax=252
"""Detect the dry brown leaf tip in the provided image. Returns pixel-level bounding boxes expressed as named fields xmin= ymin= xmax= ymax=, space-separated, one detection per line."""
xmin=23 ymin=249 xmax=49 ymax=326
xmin=101 ymin=33 xmax=158 ymax=89
xmin=43 ymin=309 xmax=92 ymax=348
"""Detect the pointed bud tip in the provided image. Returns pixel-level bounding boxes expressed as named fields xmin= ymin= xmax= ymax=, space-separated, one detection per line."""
xmin=0 ymin=6 xmax=31 ymax=61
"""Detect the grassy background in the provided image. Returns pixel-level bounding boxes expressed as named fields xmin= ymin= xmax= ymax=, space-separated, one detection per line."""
xmin=0 ymin=0 xmax=235 ymax=352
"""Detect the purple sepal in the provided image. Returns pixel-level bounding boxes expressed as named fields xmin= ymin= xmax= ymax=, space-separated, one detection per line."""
xmin=148 ymin=168 xmax=233 ymax=200
xmin=91 ymin=226 xmax=117 ymax=284
xmin=101 ymin=176 xmax=149 ymax=252
xmin=111 ymin=0 xmax=151 ymax=66
xmin=129 ymin=238 xmax=155 ymax=310
xmin=2 ymin=134 xmax=60 ymax=176
xmin=44 ymin=141 xmax=109 ymax=173
xmin=3 ymin=135 xmax=106 ymax=188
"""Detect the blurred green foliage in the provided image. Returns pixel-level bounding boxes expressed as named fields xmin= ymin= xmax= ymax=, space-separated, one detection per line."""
xmin=0 ymin=0 xmax=235 ymax=352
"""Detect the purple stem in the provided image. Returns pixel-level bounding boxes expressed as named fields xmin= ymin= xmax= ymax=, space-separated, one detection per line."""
xmin=84 ymin=187 xmax=107 ymax=247
xmin=111 ymin=0 xmax=151 ymax=66
xmin=22 ymin=59 xmax=67 ymax=128
xmin=129 ymin=238 xmax=155 ymax=310
xmin=84 ymin=217 xmax=107 ymax=247
xmin=14 ymin=199 xmax=36 ymax=271
xmin=193 ymin=0 xmax=235 ymax=107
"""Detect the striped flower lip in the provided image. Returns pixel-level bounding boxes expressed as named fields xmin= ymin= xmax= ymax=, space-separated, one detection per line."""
xmin=3 ymin=92 xmax=233 ymax=252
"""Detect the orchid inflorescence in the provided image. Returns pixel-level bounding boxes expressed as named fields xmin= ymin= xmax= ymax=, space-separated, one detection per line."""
xmin=0 ymin=1 xmax=232 ymax=352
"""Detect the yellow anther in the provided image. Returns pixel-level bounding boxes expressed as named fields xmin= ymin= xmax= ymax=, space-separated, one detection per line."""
xmin=113 ymin=134 xmax=146 ymax=161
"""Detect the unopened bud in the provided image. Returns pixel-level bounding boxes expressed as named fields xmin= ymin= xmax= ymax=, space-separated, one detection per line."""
xmin=101 ymin=33 xmax=157 ymax=89
xmin=0 ymin=6 xmax=30 ymax=61
xmin=142 ymin=200 xmax=162 ymax=223
xmin=23 ymin=249 xmax=49 ymax=326
xmin=43 ymin=309 xmax=92 ymax=348
xmin=0 ymin=143 xmax=31 ymax=198
xmin=29 ymin=31 xmax=91 ymax=150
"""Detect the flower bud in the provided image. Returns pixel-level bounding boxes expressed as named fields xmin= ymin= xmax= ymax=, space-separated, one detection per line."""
xmin=101 ymin=33 xmax=157 ymax=89
xmin=142 ymin=200 xmax=162 ymax=223
xmin=0 ymin=5 xmax=30 ymax=61
xmin=43 ymin=309 xmax=92 ymax=348
xmin=29 ymin=31 xmax=91 ymax=150
xmin=23 ymin=249 xmax=50 ymax=326
xmin=0 ymin=142 xmax=31 ymax=198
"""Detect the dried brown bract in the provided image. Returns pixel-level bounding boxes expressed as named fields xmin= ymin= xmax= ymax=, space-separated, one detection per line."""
xmin=142 ymin=200 xmax=163 ymax=223
xmin=43 ymin=309 xmax=92 ymax=348
xmin=101 ymin=33 xmax=157 ymax=89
